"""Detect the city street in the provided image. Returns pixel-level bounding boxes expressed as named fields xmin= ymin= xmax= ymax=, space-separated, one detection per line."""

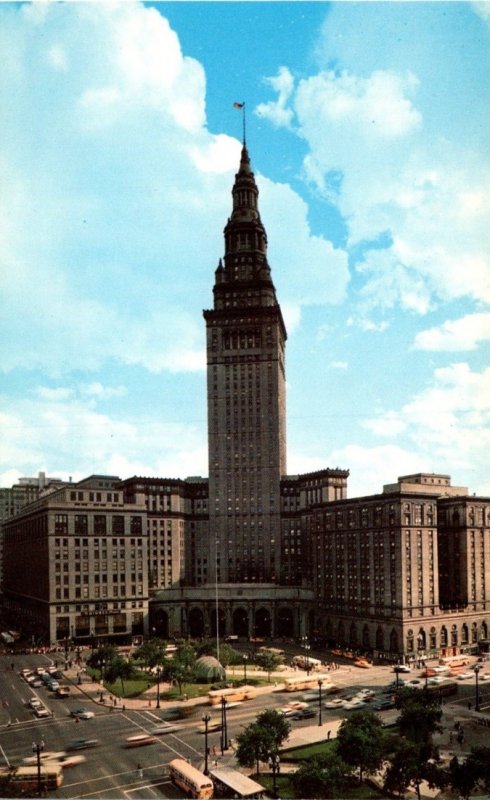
xmin=1 ymin=649 xmax=489 ymax=797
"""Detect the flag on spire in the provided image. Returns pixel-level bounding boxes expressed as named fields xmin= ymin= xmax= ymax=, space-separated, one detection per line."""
xmin=233 ymin=102 xmax=244 ymax=109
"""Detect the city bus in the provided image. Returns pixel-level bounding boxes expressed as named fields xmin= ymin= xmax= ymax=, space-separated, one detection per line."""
xmin=209 ymin=765 xmax=265 ymax=798
xmin=291 ymin=654 xmax=323 ymax=671
xmin=439 ymin=655 xmax=470 ymax=668
xmin=283 ymin=674 xmax=335 ymax=693
xmin=168 ymin=758 xmax=213 ymax=798
xmin=208 ymin=686 xmax=257 ymax=705
xmin=258 ymin=646 xmax=285 ymax=658
xmin=0 ymin=765 xmax=63 ymax=791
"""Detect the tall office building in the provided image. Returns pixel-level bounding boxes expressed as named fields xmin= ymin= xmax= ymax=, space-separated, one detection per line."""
xmin=204 ymin=144 xmax=287 ymax=585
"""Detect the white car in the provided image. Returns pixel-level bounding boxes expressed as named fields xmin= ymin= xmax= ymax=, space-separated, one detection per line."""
xmin=152 ymin=724 xmax=183 ymax=735
xmin=432 ymin=665 xmax=450 ymax=674
xmin=56 ymin=754 xmax=87 ymax=768
xmin=28 ymin=697 xmax=42 ymax=709
xmin=480 ymin=673 xmax=490 ymax=681
xmin=429 ymin=676 xmax=449 ymax=685
xmin=457 ymin=671 xmax=474 ymax=680
xmin=356 ymin=689 xmax=376 ymax=699
xmin=23 ymin=751 xmax=66 ymax=766
xmin=325 ymin=697 xmax=345 ymax=709
xmin=393 ymin=664 xmax=411 ymax=673
xmin=34 ymin=706 xmax=51 ymax=718
xmin=343 ymin=698 xmax=367 ymax=710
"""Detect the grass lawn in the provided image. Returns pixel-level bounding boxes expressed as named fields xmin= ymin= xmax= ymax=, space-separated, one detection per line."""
xmin=257 ymin=773 xmax=385 ymax=799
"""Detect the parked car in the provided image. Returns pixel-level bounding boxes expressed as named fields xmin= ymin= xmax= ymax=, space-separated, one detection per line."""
xmin=393 ymin=664 xmax=411 ymax=673
xmin=28 ymin=697 xmax=42 ymax=709
xmin=56 ymin=686 xmax=71 ymax=697
xmin=47 ymin=681 xmax=60 ymax=691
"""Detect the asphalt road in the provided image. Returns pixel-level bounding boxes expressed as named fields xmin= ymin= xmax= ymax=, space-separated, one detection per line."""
xmin=1 ymin=651 xmax=489 ymax=798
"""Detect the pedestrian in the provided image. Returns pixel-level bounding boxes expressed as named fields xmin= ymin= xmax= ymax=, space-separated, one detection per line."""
xmin=137 ymin=763 xmax=143 ymax=779
xmin=327 ymin=730 xmax=331 ymax=740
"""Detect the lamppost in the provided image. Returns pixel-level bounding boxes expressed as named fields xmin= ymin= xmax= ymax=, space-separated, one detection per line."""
xmin=475 ymin=665 xmax=481 ymax=712
xmin=305 ymin=643 xmax=311 ymax=674
xmin=220 ymin=696 xmax=229 ymax=754
xmin=268 ymin=752 xmax=280 ymax=798
xmin=202 ymin=713 xmax=211 ymax=775
xmin=318 ymin=679 xmax=323 ymax=726
xmin=243 ymin=654 xmax=248 ymax=683
xmin=32 ymin=739 xmax=45 ymax=797
xmin=156 ymin=666 xmax=161 ymax=709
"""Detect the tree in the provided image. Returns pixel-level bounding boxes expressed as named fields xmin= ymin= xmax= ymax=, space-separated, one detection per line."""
xmin=255 ymin=708 xmax=291 ymax=750
xmin=447 ymin=747 xmax=490 ymax=799
xmin=396 ymin=687 xmax=443 ymax=744
xmin=254 ymin=651 xmax=283 ymax=682
xmin=86 ymin=644 xmax=118 ymax=677
xmin=163 ymin=658 xmax=195 ymax=695
xmin=292 ymin=752 xmax=350 ymax=799
xmin=235 ymin=723 xmax=275 ymax=776
xmin=104 ymin=655 xmax=135 ymax=695
xmin=336 ymin=710 xmax=386 ymax=782
xmin=384 ymin=739 xmax=443 ymax=800
xmin=133 ymin=639 xmax=168 ymax=670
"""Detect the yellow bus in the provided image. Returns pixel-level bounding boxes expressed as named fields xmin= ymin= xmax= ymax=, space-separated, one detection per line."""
xmin=168 ymin=758 xmax=213 ymax=799
xmin=283 ymin=674 xmax=335 ymax=693
xmin=0 ymin=765 xmax=63 ymax=791
xmin=208 ymin=686 xmax=256 ymax=705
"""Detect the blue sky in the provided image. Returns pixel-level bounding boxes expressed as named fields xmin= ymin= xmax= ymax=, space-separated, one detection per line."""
xmin=1 ymin=1 xmax=489 ymax=498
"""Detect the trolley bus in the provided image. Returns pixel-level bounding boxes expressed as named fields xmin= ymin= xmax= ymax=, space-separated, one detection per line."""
xmin=208 ymin=686 xmax=257 ymax=705
xmin=283 ymin=674 xmax=336 ymax=693
xmin=0 ymin=765 xmax=63 ymax=792
xmin=168 ymin=758 xmax=214 ymax=798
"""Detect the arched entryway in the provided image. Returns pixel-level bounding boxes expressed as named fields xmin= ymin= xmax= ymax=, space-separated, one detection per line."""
xmin=232 ymin=607 xmax=249 ymax=638
xmin=276 ymin=607 xmax=294 ymax=638
xmin=254 ymin=607 xmax=271 ymax=638
xmin=188 ymin=607 xmax=205 ymax=639
xmin=151 ymin=608 xmax=169 ymax=639
xmin=389 ymin=629 xmax=399 ymax=653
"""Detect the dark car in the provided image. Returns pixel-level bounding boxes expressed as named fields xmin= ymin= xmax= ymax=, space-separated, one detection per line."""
xmin=373 ymin=699 xmax=396 ymax=710
xmin=292 ymin=708 xmax=317 ymax=720
xmin=66 ymin=738 xmax=99 ymax=751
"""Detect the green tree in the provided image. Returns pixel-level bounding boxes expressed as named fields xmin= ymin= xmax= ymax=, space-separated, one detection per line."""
xmin=164 ymin=658 xmax=195 ymax=695
xmin=235 ymin=723 xmax=275 ymax=776
xmin=384 ymin=739 xmax=442 ymax=800
xmin=254 ymin=651 xmax=283 ymax=682
xmin=447 ymin=747 xmax=490 ymax=799
xmin=396 ymin=687 xmax=443 ymax=744
xmin=292 ymin=752 xmax=350 ymax=799
xmin=255 ymin=708 xmax=291 ymax=750
xmin=86 ymin=644 xmax=118 ymax=678
xmin=336 ymin=709 xmax=386 ymax=783
xmin=104 ymin=655 xmax=136 ymax=695
xmin=133 ymin=639 xmax=168 ymax=670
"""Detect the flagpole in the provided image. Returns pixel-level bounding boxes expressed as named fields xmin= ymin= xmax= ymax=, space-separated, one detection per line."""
xmin=233 ymin=101 xmax=246 ymax=145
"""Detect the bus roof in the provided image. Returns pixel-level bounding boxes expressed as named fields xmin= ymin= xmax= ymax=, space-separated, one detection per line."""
xmin=209 ymin=766 xmax=265 ymax=797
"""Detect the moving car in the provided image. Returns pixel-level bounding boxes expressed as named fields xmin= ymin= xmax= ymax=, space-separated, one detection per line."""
xmin=23 ymin=752 xmax=66 ymax=766
xmin=325 ymin=697 xmax=346 ymax=709
xmin=152 ymin=724 xmax=182 ymax=735
xmin=69 ymin=708 xmax=95 ymax=719
xmin=56 ymin=754 xmax=87 ymax=768
xmin=373 ymin=698 xmax=396 ymax=710
xmin=393 ymin=664 xmax=411 ymax=673
xmin=457 ymin=671 xmax=474 ymax=680
xmin=125 ymin=734 xmax=157 ymax=747
xmin=66 ymin=738 xmax=99 ymax=751
xmin=292 ymin=707 xmax=316 ymax=720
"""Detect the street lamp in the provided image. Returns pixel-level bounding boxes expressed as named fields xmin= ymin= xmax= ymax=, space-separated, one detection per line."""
xmin=318 ymin=679 xmax=323 ymax=726
xmin=268 ymin=752 xmax=280 ymax=798
xmin=305 ymin=643 xmax=311 ymax=674
xmin=475 ymin=665 xmax=481 ymax=712
xmin=202 ymin=713 xmax=211 ymax=775
xmin=32 ymin=739 xmax=45 ymax=797
xmin=220 ymin=696 xmax=229 ymax=754
xmin=156 ymin=666 xmax=161 ymax=709
xmin=243 ymin=654 xmax=248 ymax=683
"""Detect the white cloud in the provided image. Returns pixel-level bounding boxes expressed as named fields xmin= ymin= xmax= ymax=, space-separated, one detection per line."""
xmin=0 ymin=387 xmax=208 ymax=485
xmin=413 ymin=312 xmax=490 ymax=352
xmin=0 ymin=2 xmax=349 ymax=379
xmin=362 ymin=363 xmax=490 ymax=491
xmin=256 ymin=66 xmax=295 ymax=129
xmin=256 ymin=63 xmax=490 ymax=319
xmin=80 ymin=383 xmax=127 ymax=400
